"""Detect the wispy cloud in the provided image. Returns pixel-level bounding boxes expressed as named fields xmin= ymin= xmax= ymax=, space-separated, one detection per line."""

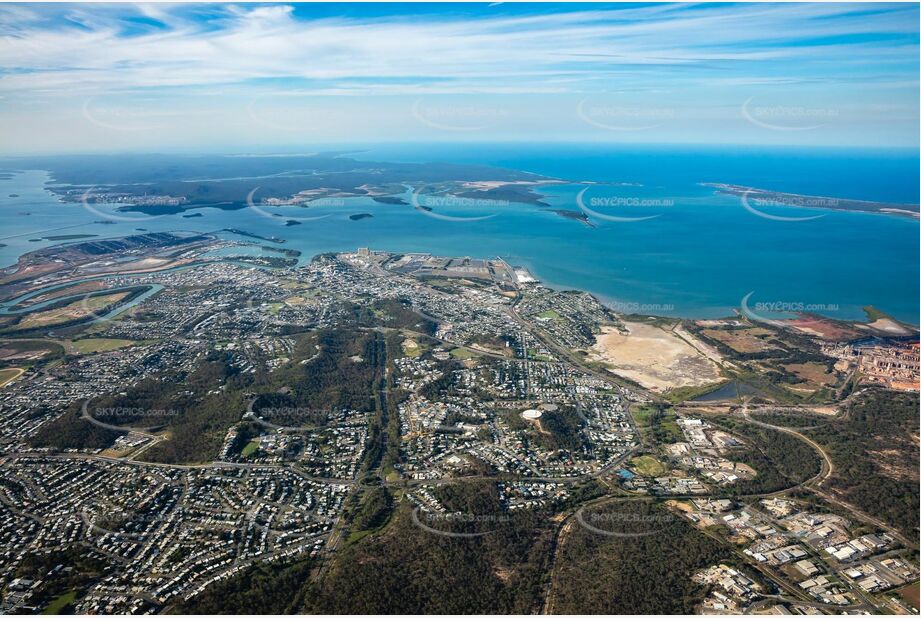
xmin=0 ymin=2 xmax=916 ymax=150
xmin=0 ymin=3 xmax=916 ymax=95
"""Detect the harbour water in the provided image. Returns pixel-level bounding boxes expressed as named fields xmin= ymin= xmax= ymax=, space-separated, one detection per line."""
xmin=1 ymin=144 xmax=917 ymax=325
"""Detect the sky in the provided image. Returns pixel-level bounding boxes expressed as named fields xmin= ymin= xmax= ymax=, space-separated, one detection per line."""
xmin=0 ymin=2 xmax=918 ymax=154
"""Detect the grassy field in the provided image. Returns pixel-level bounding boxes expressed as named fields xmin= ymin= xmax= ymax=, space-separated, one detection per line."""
xmin=632 ymin=405 xmax=683 ymax=444
xmin=240 ymin=440 xmax=260 ymax=458
xmin=0 ymin=367 xmax=24 ymax=388
xmin=629 ymin=454 xmax=667 ymax=476
xmin=536 ymin=309 xmax=562 ymax=320
xmin=449 ymin=347 xmax=475 ymax=359
xmin=664 ymin=381 xmax=728 ymax=404
xmin=73 ymin=338 xmax=137 ymax=354
xmin=42 ymin=590 xmax=77 ymax=614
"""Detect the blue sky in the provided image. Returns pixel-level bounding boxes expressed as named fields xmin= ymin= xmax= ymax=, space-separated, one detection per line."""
xmin=0 ymin=2 xmax=917 ymax=153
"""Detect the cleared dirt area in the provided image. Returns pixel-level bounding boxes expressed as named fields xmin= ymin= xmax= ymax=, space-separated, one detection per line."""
xmin=0 ymin=367 xmax=24 ymax=388
xmin=783 ymin=362 xmax=837 ymax=387
xmin=590 ymin=322 xmax=721 ymax=392
xmin=11 ymin=291 xmax=129 ymax=331
xmin=701 ymin=326 xmax=776 ymax=353
xmin=866 ymin=317 xmax=914 ymax=336
xmin=401 ymin=338 xmax=422 ymax=357
xmin=788 ymin=316 xmax=863 ymax=340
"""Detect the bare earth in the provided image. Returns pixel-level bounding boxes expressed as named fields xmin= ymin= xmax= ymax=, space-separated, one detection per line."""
xmin=590 ymin=322 xmax=721 ymax=392
xmin=866 ymin=317 xmax=913 ymax=335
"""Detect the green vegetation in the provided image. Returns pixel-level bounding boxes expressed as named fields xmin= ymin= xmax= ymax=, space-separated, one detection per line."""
xmin=42 ymin=590 xmax=77 ymax=614
xmin=347 ymin=297 xmax=437 ymax=335
xmin=15 ymin=548 xmax=107 ymax=614
xmin=687 ymin=320 xmax=843 ymax=404
xmin=536 ymin=309 xmax=562 ymax=320
xmin=710 ymin=417 xmax=822 ymax=495
xmin=303 ymin=482 xmax=553 ymax=614
xmin=537 ymin=409 xmax=586 ymax=453
xmin=449 ymin=347 xmax=475 ymax=359
xmin=632 ymin=404 xmax=682 ymax=444
xmin=862 ymin=305 xmax=889 ymax=322
xmin=175 ymin=559 xmax=313 ymax=614
xmin=240 ymin=440 xmax=259 ymax=458
xmin=468 ymin=332 xmax=514 ymax=353
xmin=0 ymin=339 xmax=65 ymax=365
xmin=763 ymin=389 xmax=919 ymax=538
xmin=255 ymin=328 xmax=385 ymax=414
xmin=349 ymin=485 xmax=394 ymax=540
xmin=72 ymin=338 xmax=137 ymax=354
xmin=551 ymin=500 xmax=732 ymax=613
xmin=148 ymin=329 xmax=385 ymax=464
xmin=501 ymin=406 xmax=587 ymax=455
xmin=380 ymin=333 xmax=405 ymax=477
xmin=1 ymin=287 xmax=150 ymax=334
xmin=401 ymin=336 xmax=424 ymax=358
xmin=664 ymin=381 xmax=728 ymax=404
xmin=11 ymin=291 xmax=128 ymax=331
xmin=30 ymin=324 xmax=398 ymax=464
xmin=30 ymin=403 xmax=124 ymax=451
xmin=629 ymin=454 xmax=667 ymax=477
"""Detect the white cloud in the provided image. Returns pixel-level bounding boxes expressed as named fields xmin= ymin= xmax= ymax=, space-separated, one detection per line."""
xmin=0 ymin=3 xmax=916 ymax=97
xmin=0 ymin=3 xmax=916 ymax=151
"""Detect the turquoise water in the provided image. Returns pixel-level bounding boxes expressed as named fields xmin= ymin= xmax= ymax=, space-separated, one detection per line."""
xmin=1 ymin=144 xmax=917 ymax=325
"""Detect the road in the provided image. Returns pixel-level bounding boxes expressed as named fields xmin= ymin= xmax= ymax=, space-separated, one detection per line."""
xmin=733 ymin=399 xmax=916 ymax=550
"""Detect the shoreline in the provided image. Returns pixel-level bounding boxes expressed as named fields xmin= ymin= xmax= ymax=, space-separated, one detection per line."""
xmin=0 ymin=167 xmax=917 ymax=328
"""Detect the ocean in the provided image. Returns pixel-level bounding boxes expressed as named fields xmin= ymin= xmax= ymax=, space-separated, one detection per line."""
xmin=1 ymin=144 xmax=918 ymax=325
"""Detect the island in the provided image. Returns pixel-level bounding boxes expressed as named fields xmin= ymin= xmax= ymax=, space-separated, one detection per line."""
xmin=703 ymin=183 xmax=920 ymax=219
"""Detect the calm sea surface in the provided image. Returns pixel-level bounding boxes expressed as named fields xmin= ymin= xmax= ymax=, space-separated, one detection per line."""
xmin=1 ymin=144 xmax=918 ymax=324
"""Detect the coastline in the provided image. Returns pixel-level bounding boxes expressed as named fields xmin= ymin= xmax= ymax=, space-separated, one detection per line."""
xmin=0 ymin=161 xmax=918 ymax=327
